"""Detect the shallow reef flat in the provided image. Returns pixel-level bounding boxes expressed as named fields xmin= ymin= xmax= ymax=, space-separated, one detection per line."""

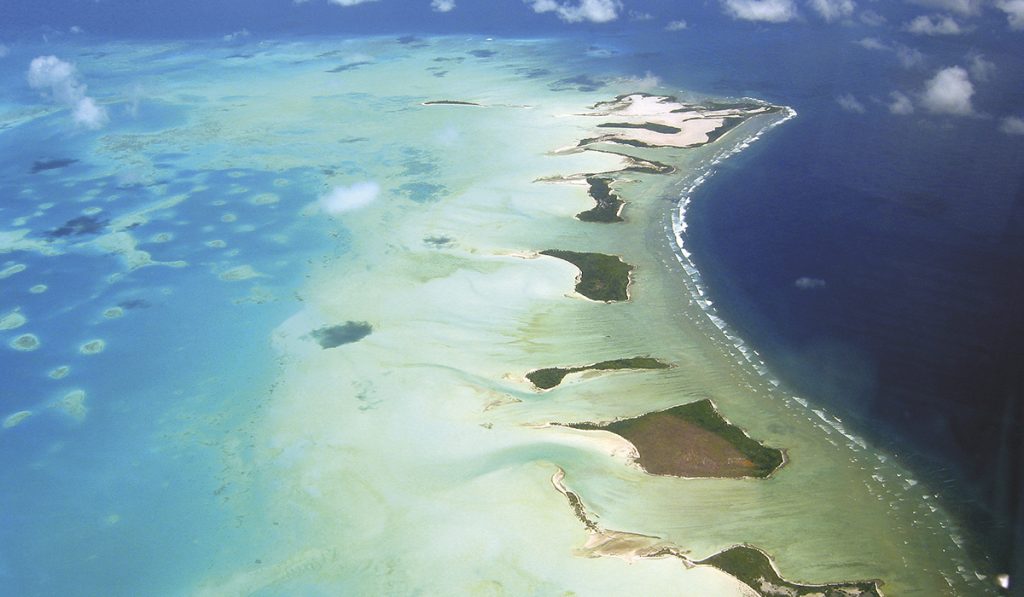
xmin=237 ymin=38 xmax=988 ymax=596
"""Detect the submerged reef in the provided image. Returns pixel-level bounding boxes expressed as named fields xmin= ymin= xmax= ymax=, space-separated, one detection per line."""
xmin=310 ymin=321 xmax=373 ymax=348
xmin=569 ymin=399 xmax=784 ymax=479
xmin=527 ymin=357 xmax=669 ymax=390
xmin=30 ymin=158 xmax=78 ymax=174
xmin=539 ymin=250 xmax=632 ymax=302
xmin=47 ymin=215 xmax=109 ymax=239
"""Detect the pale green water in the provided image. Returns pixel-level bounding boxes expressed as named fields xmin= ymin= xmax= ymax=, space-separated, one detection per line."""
xmin=241 ymin=38 xmax=985 ymax=595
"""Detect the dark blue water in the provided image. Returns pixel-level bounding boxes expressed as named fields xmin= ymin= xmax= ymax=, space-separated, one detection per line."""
xmin=622 ymin=17 xmax=1024 ymax=575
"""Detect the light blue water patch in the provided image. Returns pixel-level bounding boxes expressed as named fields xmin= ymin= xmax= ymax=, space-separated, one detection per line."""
xmin=1 ymin=73 xmax=347 ymax=593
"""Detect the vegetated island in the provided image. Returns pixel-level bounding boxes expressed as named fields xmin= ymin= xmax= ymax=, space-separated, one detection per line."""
xmin=539 ymin=250 xmax=633 ymax=302
xmin=422 ymin=100 xmax=482 ymax=106
xmin=568 ymin=399 xmax=784 ymax=479
xmin=527 ymin=357 xmax=669 ymax=390
xmin=550 ymin=469 xmax=883 ymax=597
xmin=699 ymin=545 xmax=883 ymax=597
xmin=576 ymin=176 xmax=623 ymax=223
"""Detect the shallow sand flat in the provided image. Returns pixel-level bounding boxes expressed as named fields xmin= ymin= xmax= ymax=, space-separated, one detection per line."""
xmin=80 ymin=37 xmax=987 ymax=594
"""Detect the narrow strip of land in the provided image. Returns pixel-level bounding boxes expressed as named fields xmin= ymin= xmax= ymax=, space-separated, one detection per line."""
xmin=527 ymin=357 xmax=669 ymax=390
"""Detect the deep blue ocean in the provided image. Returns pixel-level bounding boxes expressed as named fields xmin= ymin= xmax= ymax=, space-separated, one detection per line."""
xmin=3 ymin=0 xmax=1024 ymax=582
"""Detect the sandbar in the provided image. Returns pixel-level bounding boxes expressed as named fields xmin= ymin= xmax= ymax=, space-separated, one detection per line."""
xmin=580 ymin=93 xmax=773 ymax=149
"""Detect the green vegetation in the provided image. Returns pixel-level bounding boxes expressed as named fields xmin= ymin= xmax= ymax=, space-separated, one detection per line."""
xmin=577 ymin=134 xmax=616 ymax=147
xmin=623 ymin=157 xmax=674 ymax=175
xmin=576 ymin=176 xmax=624 ymax=223
xmin=700 ymin=545 xmax=882 ymax=597
xmin=597 ymin=121 xmax=682 ymax=134
xmin=540 ymin=250 xmax=633 ymax=302
xmin=606 ymin=138 xmax=657 ymax=148
xmin=527 ymin=357 xmax=670 ymax=390
xmin=704 ymin=116 xmax=745 ymax=144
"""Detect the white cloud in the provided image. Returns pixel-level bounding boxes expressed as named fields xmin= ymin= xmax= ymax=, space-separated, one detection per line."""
xmin=795 ymin=277 xmax=826 ymax=289
xmin=319 ymin=182 xmax=381 ymax=214
xmin=617 ymin=72 xmax=661 ymax=90
xmin=967 ymin=52 xmax=995 ymax=82
xmin=69 ymin=25 xmax=83 ymax=34
xmin=27 ymin=55 xmax=108 ymax=130
xmin=921 ymin=66 xmax=974 ymax=115
xmin=855 ymin=37 xmax=889 ymax=50
xmin=895 ymin=43 xmax=926 ymax=68
xmin=72 ymin=97 xmax=107 ymax=128
xmin=807 ymin=0 xmax=855 ymax=22
xmin=907 ymin=0 xmax=983 ymax=16
xmin=1000 ymin=116 xmax=1024 ymax=134
xmin=125 ymin=83 xmax=144 ymax=118
xmin=666 ymin=19 xmax=689 ymax=30
xmin=431 ymin=0 xmax=456 ymax=12
xmin=859 ymin=9 xmax=887 ymax=25
xmin=628 ymin=10 xmax=654 ymax=20
xmin=837 ymin=93 xmax=866 ymax=113
xmin=0 ymin=44 xmax=9 ymax=58
xmin=888 ymin=91 xmax=915 ymax=114
xmin=223 ymin=29 xmax=250 ymax=42
xmin=905 ymin=14 xmax=965 ymax=35
xmin=527 ymin=0 xmax=623 ymax=23
xmin=854 ymin=38 xmax=926 ymax=69
xmin=721 ymin=0 xmax=799 ymax=22
xmin=996 ymin=0 xmax=1024 ymax=30
xmin=327 ymin=0 xmax=379 ymax=5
